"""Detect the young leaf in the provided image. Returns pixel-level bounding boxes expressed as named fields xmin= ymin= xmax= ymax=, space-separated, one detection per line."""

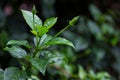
xmin=37 ymin=26 xmax=49 ymax=37
xmin=46 ymin=37 xmax=75 ymax=48
xmin=0 ymin=69 xmax=4 ymax=80
xmin=7 ymin=40 xmax=31 ymax=48
xmin=31 ymin=5 xmax=37 ymax=14
xmin=43 ymin=17 xmax=57 ymax=29
xmin=31 ymin=30 xmax=37 ymax=36
xmin=4 ymin=67 xmax=27 ymax=80
xmin=69 ymin=16 xmax=79 ymax=26
xmin=4 ymin=46 xmax=27 ymax=58
xmin=21 ymin=10 xmax=42 ymax=29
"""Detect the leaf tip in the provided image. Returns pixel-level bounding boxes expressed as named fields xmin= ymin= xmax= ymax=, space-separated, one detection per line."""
xmin=69 ymin=16 xmax=80 ymax=26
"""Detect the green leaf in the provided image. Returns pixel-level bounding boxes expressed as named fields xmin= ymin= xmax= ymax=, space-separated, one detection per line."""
xmin=31 ymin=30 xmax=37 ymax=36
xmin=30 ymin=58 xmax=48 ymax=75
xmin=101 ymin=23 xmax=114 ymax=35
xmin=39 ymin=51 xmax=65 ymax=63
xmin=110 ymin=37 xmax=118 ymax=46
xmin=46 ymin=37 xmax=75 ymax=48
xmin=21 ymin=10 xmax=42 ymax=29
xmin=4 ymin=46 xmax=27 ymax=58
xmin=31 ymin=25 xmax=49 ymax=36
xmin=43 ymin=17 xmax=57 ymax=29
xmin=88 ymin=69 xmax=96 ymax=79
xmin=0 ymin=69 xmax=4 ymax=80
xmin=30 ymin=51 xmax=53 ymax=75
xmin=37 ymin=26 xmax=49 ymax=36
xmin=89 ymin=4 xmax=102 ymax=21
xmin=31 ymin=5 xmax=37 ymax=14
xmin=49 ymin=56 xmax=66 ymax=64
xmin=87 ymin=20 xmax=101 ymax=35
xmin=39 ymin=34 xmax=52 ymax=48
xmin=78 ymin=65 xmax=87 ymax=79
xmin=4 ymin=67 xmax=27 ymax=80
xmin=28 ymin=75 xmax=40 ymax=80
xmin=33 ymin=37 xmax=40 ymax=47
xmin=7 ymin=40 xmax=31 ymax=48
xmin=87 ymin=20 xmax=102 ymax=40
xmin=30 ymin=51 xmax=65 ymax=75
xmin=96 ymin=72 xmax=111 ymax=79
xmin=69 ymin=16 xmax=79 ymax=26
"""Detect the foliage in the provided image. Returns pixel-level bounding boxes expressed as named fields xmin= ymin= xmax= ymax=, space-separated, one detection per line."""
xmin=1 ymin=6 xmax=79 ymax=80
xmin=44 ymin=4 xmax=119 ymax=80
xmin=0 ymin=1 xmax=119 ymax=79
xmin=56 ymin=4 xmax=119 ymax=79
xmin=78 ymin=65 xmax=111 ymax=80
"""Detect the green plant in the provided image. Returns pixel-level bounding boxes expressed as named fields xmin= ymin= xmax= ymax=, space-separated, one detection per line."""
xmin=78 ymin=65 xmax=111 ymax=80
xmin=0 ymin=6 xmax=79 ymax=80
xmin=58 ymin=4 xmax=119 ymax=79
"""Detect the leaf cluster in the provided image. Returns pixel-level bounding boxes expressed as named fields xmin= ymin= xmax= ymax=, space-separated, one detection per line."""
xmin=1 ymin=6 xmax=79 ymax=80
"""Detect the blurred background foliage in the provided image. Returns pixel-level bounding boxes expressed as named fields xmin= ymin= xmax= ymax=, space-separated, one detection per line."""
xmin=0 ymin=0 xmax=120 ymax=80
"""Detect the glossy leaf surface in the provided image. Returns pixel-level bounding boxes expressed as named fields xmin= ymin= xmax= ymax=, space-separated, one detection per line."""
xmin=46 ymin=37 xmax=75 ymax=48
xmin=4 ymin=67 xmax=27 ymax=80
xmin=21 ymin=10 xmax=42 ymax=29
xmin=7 ymin=40 xmax=31 ymax=48
xmin=43 ymin=17 xmax=57 ymax=29
xmin=4 ymin=46 xmax=27 ymax=58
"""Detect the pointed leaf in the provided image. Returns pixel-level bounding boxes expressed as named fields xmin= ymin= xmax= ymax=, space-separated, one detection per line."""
xmin=89 ymin=4 xmax=102 ymax=21
xmin=78 ymin=65 xmax=87 ymax=79
xmin=96 ymin=72 xmax=111 ymax=79
xmin=87 ymin=20 xmax=102 ymax=40
xmin=30 ymin=51 xmax=65 ymax=75
xmin=31 ymin=30 xmax=37 ymax=36
xmin=69 ymin=16 xmax=79 ymax=26
xmin=39 ymin=34 xmax=52 ymax=48
xmin=44 ymin=17 xmax=57 ymax=29
xmin=4 ymin=46 xmax=27 ymax=58
xmin=37 ymin=26 xmax=49 ymax=36
xmin=31 ymin=5 xmax=37 ymax=14
xmin=21 ymin=10 xmax=42 ymax=29
xmin=30 ymin=58 xmax=48 ymax=75
xmin=7 ymin=40 xmax=31 ymax=48
xmin=4 ymin=67 xmax=27 ymax=80
xmin=46 ymin=37 xmax=75 ymax=48
xmin=33 ymin=37 xmax=40 ymax=47
xmin=31 ymin=25 xmax=49 ymax=37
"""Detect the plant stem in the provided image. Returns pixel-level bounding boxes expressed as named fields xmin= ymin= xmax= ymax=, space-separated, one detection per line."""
xmin=54 ymin=24 xmax=71 ymax=37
